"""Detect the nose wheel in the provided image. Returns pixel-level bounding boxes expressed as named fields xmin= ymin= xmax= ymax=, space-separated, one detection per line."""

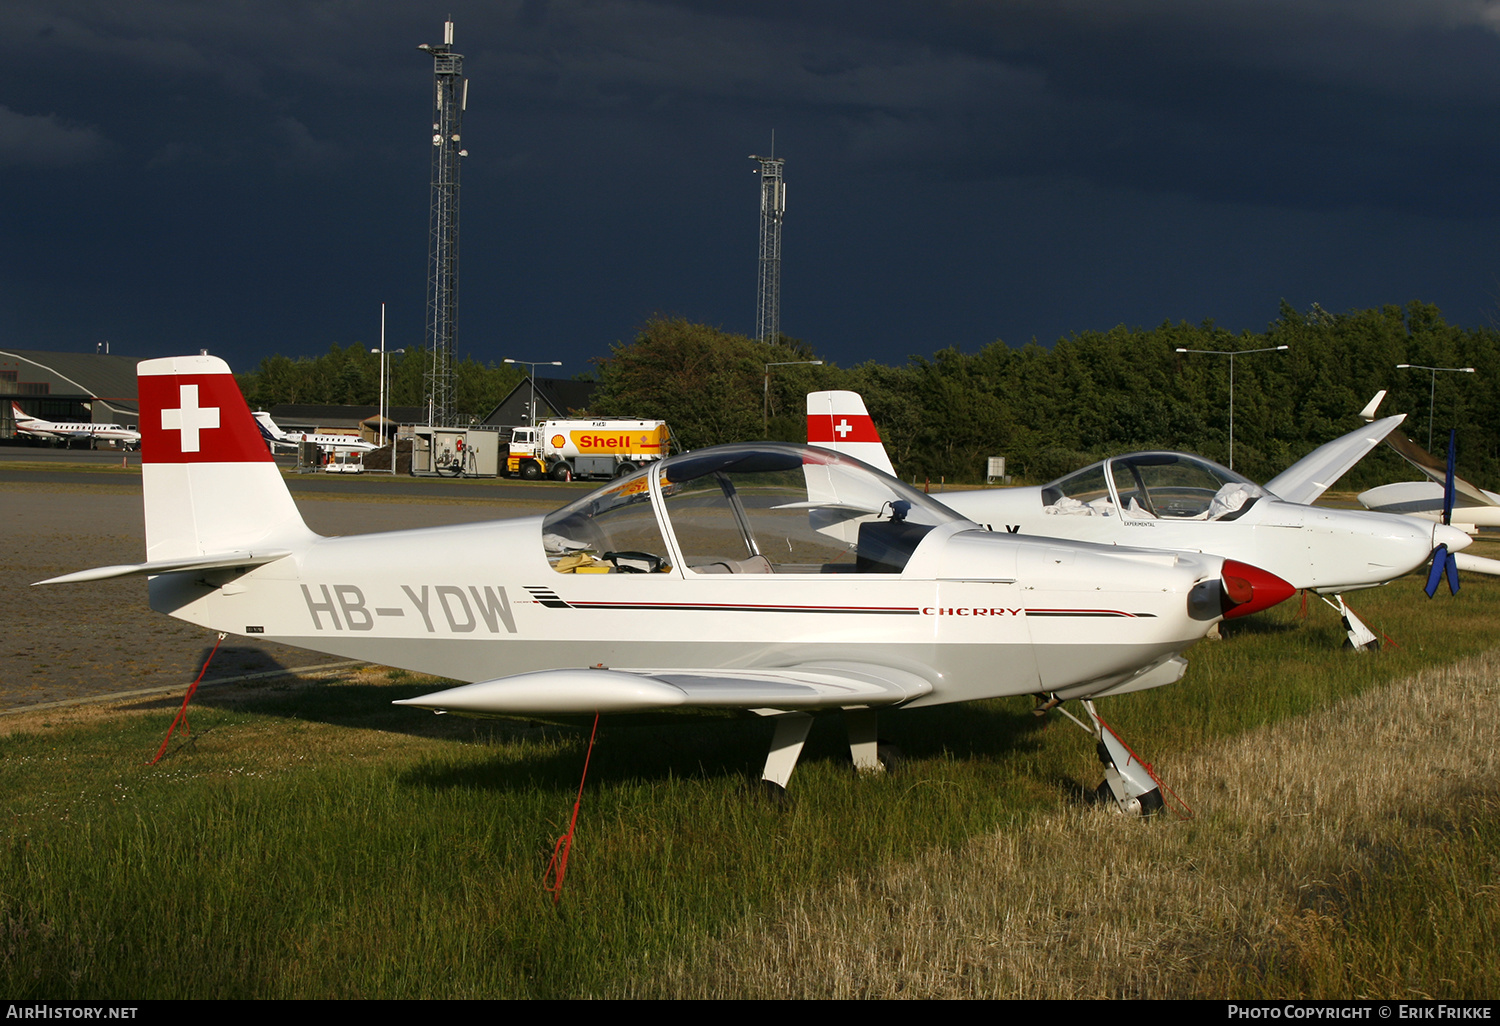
xmin=1045 ymin=696 xmax=1166 ymax=816
xmin=1321 ymin=593 xmax=1380 ymax=651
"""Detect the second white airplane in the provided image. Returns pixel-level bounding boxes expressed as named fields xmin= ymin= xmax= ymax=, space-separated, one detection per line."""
xmin=10 ymin=402 xmax=141 ymax=449
xmin=253 ymin=411 xmax=377 ymax=455
xmin=809 ymin=391 xmax=1471 ymax=649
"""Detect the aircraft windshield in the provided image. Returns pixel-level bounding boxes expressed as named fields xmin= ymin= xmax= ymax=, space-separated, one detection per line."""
xmin=1042 ymin=452 xmax=1264 ymax=521
xmin=542 ymin=469 xmax=670 ymax=572
xmin=543 ymin=443 xmax=965 ymax=574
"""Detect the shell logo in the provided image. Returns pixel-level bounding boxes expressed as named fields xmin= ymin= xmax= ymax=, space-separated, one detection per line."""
xmin=550 ymin=434 xmax=566 ymax=448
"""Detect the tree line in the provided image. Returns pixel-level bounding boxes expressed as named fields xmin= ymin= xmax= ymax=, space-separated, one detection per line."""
xmin=236 ymin=344 xmax=525 ymax=421
xmin=588 ymin=303 xmax=1500 ymax=488
xmin=236 ymin=300 xmax=1500 ymax=488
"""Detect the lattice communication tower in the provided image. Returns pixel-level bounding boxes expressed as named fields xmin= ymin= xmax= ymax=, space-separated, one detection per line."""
xmin=751 ymin=154 xmax=786 ymax=346
xmin=418 ymin=20 xmax=468 ymax=426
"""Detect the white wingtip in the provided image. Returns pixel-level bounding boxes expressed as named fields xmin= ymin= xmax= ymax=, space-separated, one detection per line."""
xmin=1358 ymin=390 xmax=1387 ymax=422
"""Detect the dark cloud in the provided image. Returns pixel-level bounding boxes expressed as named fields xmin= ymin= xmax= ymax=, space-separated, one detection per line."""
xmin=0 ymin=105 xmax=108 ymax=167
xmin=1 ymin=0 xmax=1499 ymax=373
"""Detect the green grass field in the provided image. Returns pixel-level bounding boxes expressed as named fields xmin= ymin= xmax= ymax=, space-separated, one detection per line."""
xmin=3 ymin=573 xmax=1497 ymax=998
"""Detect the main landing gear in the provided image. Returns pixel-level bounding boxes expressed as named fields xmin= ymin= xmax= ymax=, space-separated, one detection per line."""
xmin=756 ymin=700 xmax=1163 ymax=816
xmin=1039 ymin=695 xmax=1165 ymax=816
xmin=758 ymin=708 xmax=895 ymax=795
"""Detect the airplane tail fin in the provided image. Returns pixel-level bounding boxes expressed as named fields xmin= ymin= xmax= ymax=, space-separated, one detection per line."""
xmin=251 ymin=410 xmax=285 ymax=443
xmin=10 ymin=401 xmax=37 ymax=426
xmin=806 ymin=390 xmax=897 ymax=477
xmin=138 ymin=355 xmax=314 ymax=561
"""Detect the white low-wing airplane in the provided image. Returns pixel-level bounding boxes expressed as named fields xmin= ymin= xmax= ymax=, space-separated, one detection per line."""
xmin=253 ymin=411 xmax=377 ymax=454
xmin=36 ymin=356 xmax=1299 ymax=814
xmin=809 ymin=390 xmax=1471 ymax=649
xmin=10 ymin=402 xmax=141 ymax=449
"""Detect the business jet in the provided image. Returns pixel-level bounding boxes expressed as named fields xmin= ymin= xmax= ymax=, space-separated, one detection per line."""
xmin=252 ymin=411 xmax=377 ymax=454
xmin=35 ymin=355 xmax=1298 ymax=815
xmin=10 ymin=402 xmax=141 ymax=449
xmin=809 ymin=390 xmax=1470 ymax=650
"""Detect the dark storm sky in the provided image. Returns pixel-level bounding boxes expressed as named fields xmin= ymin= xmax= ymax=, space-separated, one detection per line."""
xmin=4 ymin=1 xmax=1500 ymax=375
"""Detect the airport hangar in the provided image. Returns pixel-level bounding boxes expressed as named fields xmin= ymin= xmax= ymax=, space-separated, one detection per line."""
xmin=0 ymin=349 xmax=141 ymax=441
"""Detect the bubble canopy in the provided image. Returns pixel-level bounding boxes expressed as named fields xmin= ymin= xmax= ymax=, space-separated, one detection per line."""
xmin=1041 ymin=451 xmax=1265 ymax=522
xmin=543 ymin=443 xmax=968 ymax=574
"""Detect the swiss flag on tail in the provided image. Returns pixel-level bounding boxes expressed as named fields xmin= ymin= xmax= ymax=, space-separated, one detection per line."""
xmin=807 ymin=411 xmax=881 ymax=446
xmin=138 ymin=356 xmax=272 ymax=464
xmin=806 ymin=390 xmax=897 ymax=476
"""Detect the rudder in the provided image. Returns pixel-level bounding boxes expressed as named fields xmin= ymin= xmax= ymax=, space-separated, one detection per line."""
xmin=806 ymin=390 xmax=896 ymax=476
xmin=139 ymin=355 xmax=313 ymax=561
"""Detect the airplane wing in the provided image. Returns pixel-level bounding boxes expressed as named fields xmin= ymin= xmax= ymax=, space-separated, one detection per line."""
xmin=1262 ymin=414 xmax=1405 ymax=505
xmin=33 ymin=549 xmax=294 ymax=585
xmin=1356 ymin=391 xmax=1498 ymax=508
xmin=395 ymin=661 xmax=934 ymax=716
xmin=1455 ymin=553 xmax=1500 ymax=576
xmin=1358 ymin=479 xmax=1500 ymax=517
xmin=1375 ymin=429 xmax=1498 ymax=509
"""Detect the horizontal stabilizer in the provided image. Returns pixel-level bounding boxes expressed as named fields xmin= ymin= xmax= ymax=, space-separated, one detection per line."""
xmin=1263 ymin=414 xmax=1404 ymax=505
xmin=34 ymin=549 xmax=292 ymax=586
xmin=395 ymin=661 xmax=934 ymax=716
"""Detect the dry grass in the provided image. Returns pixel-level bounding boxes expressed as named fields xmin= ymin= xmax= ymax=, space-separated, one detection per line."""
xmin=643 ymin=652 xmax=1500 ymax=999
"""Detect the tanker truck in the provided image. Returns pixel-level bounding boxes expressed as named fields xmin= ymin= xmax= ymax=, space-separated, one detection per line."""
xmin=506 ymin=419 xmax=671 ymax=480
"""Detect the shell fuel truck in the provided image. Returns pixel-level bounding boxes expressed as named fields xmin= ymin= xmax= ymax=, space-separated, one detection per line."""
xmin=506 ymin=419 xmax=671 ymax=480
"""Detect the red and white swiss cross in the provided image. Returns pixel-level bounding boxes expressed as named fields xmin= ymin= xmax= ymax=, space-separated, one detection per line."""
xmin=807 ymin=412 xmax=879 ymax=446
xmin=137 ymin=356 xmax=273 ymax=464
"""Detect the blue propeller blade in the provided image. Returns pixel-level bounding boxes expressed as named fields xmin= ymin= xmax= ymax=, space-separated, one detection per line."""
xmin=1425 ymin=544 xmax=1448 ymax=598
xmin=1425 ymin=430 xmax=1461 ymax=598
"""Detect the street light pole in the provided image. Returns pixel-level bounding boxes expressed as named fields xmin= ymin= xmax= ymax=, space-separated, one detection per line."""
xmin=503 ymin=358 xmax=563 ymax=428
xmin=1175 ymin=345 xmax=1289 ymax=470
xmin=378 ymin=304 xmax=386 ymax=447
xmin=1395 ymin=363 xmax=1476 ymax=452
xmin=763 ymin=360 xmax=824 ymax=435
xmin=371 ymin=309 xmax=406 ymax=474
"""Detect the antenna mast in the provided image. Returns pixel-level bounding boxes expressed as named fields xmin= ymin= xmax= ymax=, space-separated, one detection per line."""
xmin=418 ymin=19 xmax=468 ymax=426
xmin=750 ymin=147 xmax=786 ymax=346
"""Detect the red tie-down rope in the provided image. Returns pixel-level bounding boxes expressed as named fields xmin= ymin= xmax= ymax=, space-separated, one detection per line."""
xmin=1094 ymin=707 xmax=1195 ymax=820
xmin=543 ymin=712 xmax=601 ymax=905
xmin=148 ymin=632 xmax=226 ymax=766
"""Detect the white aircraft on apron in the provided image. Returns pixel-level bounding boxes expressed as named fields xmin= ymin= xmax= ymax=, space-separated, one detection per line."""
xmin=38 ymin=356 xmax=1299 ymax=814
xmin=10 ymin=402 xmax=141 ymax=449
xmin=809 ymin=390 xmax=1470 ymax=650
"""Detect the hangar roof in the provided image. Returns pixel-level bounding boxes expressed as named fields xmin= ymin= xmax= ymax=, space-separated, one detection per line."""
xmin=0 ymin=350 xmax=141 ymax=419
